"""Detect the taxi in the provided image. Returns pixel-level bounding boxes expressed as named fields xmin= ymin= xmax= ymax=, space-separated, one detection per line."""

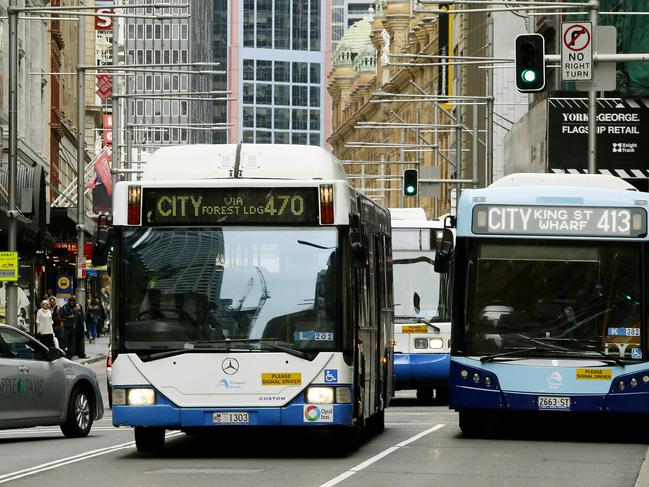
xmin=0 ymin=324 xmax=104 ymax=436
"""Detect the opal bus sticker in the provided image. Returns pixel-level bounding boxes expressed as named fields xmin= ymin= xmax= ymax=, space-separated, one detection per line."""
xmin=261 ymin=372 xmax=302 ymax=386
xmin=576 ymin=369 xmax=613 ymax=380
xmin=304 ymin=405 xmax=333 ymax=423
xmin=402 ymin=325 xmax=428 ymax=334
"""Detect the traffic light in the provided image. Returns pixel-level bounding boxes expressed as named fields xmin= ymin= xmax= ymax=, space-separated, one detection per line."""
xmin=403 ymin=169 xmax=418 ymax=196
xmin=515 ymin=33 xmax=546 ymax=92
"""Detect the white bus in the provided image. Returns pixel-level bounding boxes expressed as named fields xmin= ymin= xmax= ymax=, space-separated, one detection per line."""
xmin=98 ymin=144 xmax=394 ymax=451
xmin=390 ymin=208 xmax=452 ymax=402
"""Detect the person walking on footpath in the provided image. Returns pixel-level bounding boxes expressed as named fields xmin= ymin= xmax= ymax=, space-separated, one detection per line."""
xmin=87 ymin=298 xmax=102 ymax=343
xmin=35 ymin=300 xmax=55 ymax=348
xmin=49 ymin=296 xmax=62 ymax=342
xmin=74 ymin=301 xmax=87 ymax=358
xmin=59 ymin=296 xmax=78 ymax=359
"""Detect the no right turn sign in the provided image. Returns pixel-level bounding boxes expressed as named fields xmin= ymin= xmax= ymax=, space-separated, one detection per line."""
xmin=561 ymin=22 xmax=593 ymax=81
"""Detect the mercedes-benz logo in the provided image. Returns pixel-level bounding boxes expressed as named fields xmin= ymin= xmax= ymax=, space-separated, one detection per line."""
xmin=222 ymin=357 xmax=239 ymax=375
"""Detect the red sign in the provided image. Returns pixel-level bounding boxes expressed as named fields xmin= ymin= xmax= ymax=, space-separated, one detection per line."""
xmin=103 ymin=114 xmax=113 ymax=146
xmin=96 ymin=74 xmax=112 ymax=101
xmin=53 ymin=242 xmax=93 ymax=260
xmin=95 ymin=8 xmax=114 ymax=30
xmin=94 ymin=150 xmax=113 ymax=196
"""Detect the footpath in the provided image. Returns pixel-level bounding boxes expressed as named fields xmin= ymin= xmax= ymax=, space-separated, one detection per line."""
xmin=73 ymin=334 xmax=110 ymax=365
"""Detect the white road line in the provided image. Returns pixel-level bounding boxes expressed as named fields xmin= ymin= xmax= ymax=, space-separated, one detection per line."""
xmin=319 ymin=424 xmax=445 ymax=487
xmin=0 ymin=432 xmax=182 ymax=484
xmin=0 ymin=427 xmax=126 ymax=435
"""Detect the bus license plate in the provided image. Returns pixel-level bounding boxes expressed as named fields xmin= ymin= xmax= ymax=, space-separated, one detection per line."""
xmin=213 ymin=412 xmax=249 ymax=424
xmin=538 ymin=396 xmax=570 ymax=410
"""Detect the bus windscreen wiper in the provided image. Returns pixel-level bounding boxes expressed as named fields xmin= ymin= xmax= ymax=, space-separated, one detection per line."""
xmin=480 ymin=347 xmax=542 ymax=362
xmin=394 ymin=316 xmax=441 ymax=334
xmin=141 ymin=347 xmax=231 ymax=361
xmin=194 ymin=338 xmax=311 ymax=360
xmin=535 ymin=337 xmax=626 ymax=367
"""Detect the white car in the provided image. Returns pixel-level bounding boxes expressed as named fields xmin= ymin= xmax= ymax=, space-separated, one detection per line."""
xmin=0 ymin=324 xmax=104 ymax=437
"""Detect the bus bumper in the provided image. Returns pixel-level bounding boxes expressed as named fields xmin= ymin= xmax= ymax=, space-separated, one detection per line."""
xmin=112 ymin=390 xmax=354 ymax=428
xmin=449 ymin=361 xmax=649 ymax=414
xmin=394 ymin=353 xmax=450 ymax=390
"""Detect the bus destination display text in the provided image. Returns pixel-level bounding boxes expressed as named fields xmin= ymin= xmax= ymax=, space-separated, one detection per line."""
xmin=143 ymin=187 xmax=320 ymax=225
xmin=472 ymin=205 xmax=647 ymax=238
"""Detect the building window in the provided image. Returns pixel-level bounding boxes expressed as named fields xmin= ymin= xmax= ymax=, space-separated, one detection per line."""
xmin=154 ymin=75 xmax=161 ymax=91
xmin=256 ymin=107 xmax=272 ymax=129
xmin=243 ymin=0 xmax=255 ymax=47
xmin=172 ymin=24 xmax=179 ymax=40
xmin=293 ymin=63 xmax=308 ymax=84
xmin=180 ymin=101 xmax=188 ymax=116
xmin=310 ymin=63 xmax=320 ymax=84
xmin=256 ymin=0 xmax=272 ymax=48
xmin=274 ymin=61 xmax=290 ymax=82
xmin=292 ymin=108 xmax=307 ymax=130
xmin=274 ymin=85 xmax=289 ymax=105
xmin=292 ymin=85 xmax=308 ymax=106
xmin=128 ymin=24 xmax=135 ymax=39
xmin=163 ymin=24 xmax=170 ymax=40
xmin=274 ymin=0 xmax=290 ymax=49
xmin=309 ymin=0 xmax=320 ymax=51
xmin=243 ymin=59 xmax=255 ymax=80
xmin=257 ymin=60 xmax=272 ymax=81
xmin=154 ymin=50 xmax=161 ymax=64
xmin=256 ymin=84 xmax=272 ymax=104
xmin=310 ymin=110 xmax=320 ymax=130
xmin=154 ymin=24 xmax=161 ymax=39
xmin=137 ymin=24 xmax=144 ymax=39
xmin=310 ymin=87 xmax=320 ymax=107
xmin=292 ymin=0 xmax=308 ymax=50
xmin=243 ymin=83 xmax=254 ymax=103
xmin=181 ymin=23 xmax=188 ymax=40
xmin=145 ymin=24 xmax=153 ymax=40
xmin=243 ymin=130 xmax=254 ymax=142
xmin=243 ymin=106 xmax=255 ymax=127
xmin=274 ymin=108 xmax=290 ymax=129
xmin=292 ymin=132 xmax=307 ymax=144
xmin=274 ymin=132 xmax=289 ymax=144
xmin=256 ymin=131 xmax=272 ymax=143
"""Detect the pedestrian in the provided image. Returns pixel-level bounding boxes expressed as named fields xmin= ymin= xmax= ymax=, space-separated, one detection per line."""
xmin=74 ymin=301 xmax=87 ymax=358
xmin=35 ymin=300 xmax=55 ymax=348
xmin=97 ymin=298 xmax=107 ymax=336
xmin=49 ymin=296 xmax=63 ymax=344
xmin=59 ymin=296 xmax=77 ymax=359
xmin=87 ymin=298 xmax=102 ymax=343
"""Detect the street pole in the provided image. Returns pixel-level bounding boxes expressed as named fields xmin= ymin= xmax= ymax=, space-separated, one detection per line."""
xmin=587 ymin=0 xmax=599 ymax=174
xmin=76 ymin=14 xmax=87 ymax=308
xmin=486 ymin=14 xmax=494 ymax=185
xmin=6 ymin=3 xmax=18 ymax=327
xmin=111 ymin=1 xmax=120 ymax=201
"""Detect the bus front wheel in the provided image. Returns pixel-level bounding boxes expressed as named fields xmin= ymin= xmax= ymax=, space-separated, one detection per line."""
xmin=134 ymin=427 xmax=165 ymax=452
xmin=458 ymin=410 xmax=488 ymax=438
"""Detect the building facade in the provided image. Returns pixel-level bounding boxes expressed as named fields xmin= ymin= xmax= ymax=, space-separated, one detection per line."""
xmin=228 ymin=0 xmax=332 ymax=146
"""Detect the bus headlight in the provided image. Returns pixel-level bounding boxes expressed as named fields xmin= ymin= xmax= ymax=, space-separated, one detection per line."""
xmin=414 ymin=338 xmax=428 ymax=349
xmin=127 ymin=388 xmax=156 ymax=405
xmin=429 ymin=338 xmax=444 ymax=349
xmin=306 ymin=387 xmax=335 ymax=404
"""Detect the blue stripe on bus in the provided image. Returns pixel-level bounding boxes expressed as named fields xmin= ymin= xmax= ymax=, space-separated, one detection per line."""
xmin=112 ymin=388 xmax=354 ymax=428
xmin=394 ymin=353 xmax=450 ymax=389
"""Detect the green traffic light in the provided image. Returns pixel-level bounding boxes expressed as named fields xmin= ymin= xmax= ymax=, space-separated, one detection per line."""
xmin=405 ymin=185 xmax=415 ymax=195
xmin=521 ymin=69 xmax=537 ymax=84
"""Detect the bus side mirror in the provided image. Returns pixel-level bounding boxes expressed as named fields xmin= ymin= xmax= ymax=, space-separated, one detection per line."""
xmin=434 ymin=228 xmax=454 ymax=273
xmin=93 ymin=214 xmax=111 ymax=267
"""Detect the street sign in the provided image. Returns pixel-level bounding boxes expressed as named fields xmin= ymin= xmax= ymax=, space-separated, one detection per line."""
xmin=0 ymin=251 xmax=18 ymax=281
xmin=561 ymin=22 xmax=592 ymax=81
xmin=56 ymin=275 xmax=73 ymax=297
xmin=96 ymin=73 xmax=112 ymax=101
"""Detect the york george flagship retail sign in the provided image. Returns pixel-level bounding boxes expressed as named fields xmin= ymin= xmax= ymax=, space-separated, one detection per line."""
xmin=548 ymin=97 xmax=649 ymax=177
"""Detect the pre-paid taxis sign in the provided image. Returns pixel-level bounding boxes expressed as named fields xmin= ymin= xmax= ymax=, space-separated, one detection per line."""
xmin=261 ymin=373 xmax=302 ymax=386
xmin=0 ymin=252 xmax=18 ymax=281
xmin=576 ymin=368 xmax=613 ymax=381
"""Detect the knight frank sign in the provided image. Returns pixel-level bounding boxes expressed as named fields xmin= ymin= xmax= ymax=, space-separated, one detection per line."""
xmin=548 ymin=97 xmax=649 ymax=177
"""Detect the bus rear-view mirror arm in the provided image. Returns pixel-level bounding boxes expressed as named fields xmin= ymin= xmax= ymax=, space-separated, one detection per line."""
xmin=434 ymin=228 xmax=454 ymax=273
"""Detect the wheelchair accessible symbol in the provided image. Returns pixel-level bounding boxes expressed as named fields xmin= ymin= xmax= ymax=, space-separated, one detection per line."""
xmin=324 ymin=369 xmax=338 ymax=383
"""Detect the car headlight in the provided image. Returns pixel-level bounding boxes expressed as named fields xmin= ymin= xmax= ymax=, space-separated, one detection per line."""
xmin=306 ymin=387 xmax=335 ymax=404
xmin=127 ymin=388 xmax=156 ymax=405
xmin=429 ymin=338 xmax=444 ymax=349
xmin=112 ymin=388 xmax=126 ymax=405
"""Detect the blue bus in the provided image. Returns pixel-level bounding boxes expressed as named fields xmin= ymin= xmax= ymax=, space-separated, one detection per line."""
xmin=437 ymin=173 xmax=649 ymax=436
xmin=390 ymin=208 xmax=452 ymax=402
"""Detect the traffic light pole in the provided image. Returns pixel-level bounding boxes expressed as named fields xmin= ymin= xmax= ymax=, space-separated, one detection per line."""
xmin=587 ymin=0 xmax=599 ymax=174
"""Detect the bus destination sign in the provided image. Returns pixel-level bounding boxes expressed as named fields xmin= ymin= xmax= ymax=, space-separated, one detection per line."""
xmin=143 ymin=187 xmax=320 ymax=225
xmin=472 ymin=205 xmax=647 ymax=238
